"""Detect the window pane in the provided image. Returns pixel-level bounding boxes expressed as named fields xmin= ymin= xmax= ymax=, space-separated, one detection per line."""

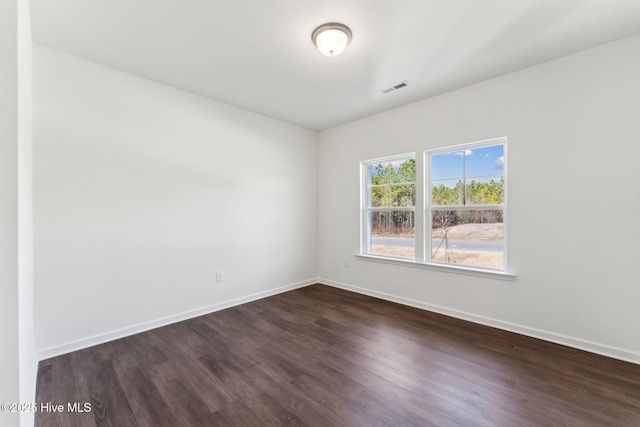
xmin=370 ymin=211 xmax=415 ymax=259
xmin=431 ymin=151 xmax=464 ymax=181
xmin=431 ymin=180 xmax=463 ymax=205
xmin=395 ymin=157 xmax=416 ymax=184
xmin=368 ymin=163 xmax=387 ymax=185
xmin=369 ymin=159 xmax=415 ymax=185
xmin=391 ymin=183 xmax=415 ymax=207
xmin=465 ymin=177 xmax=504 ymax=205
xmin=369 ymin=184 xmax=389 ymax=207
xmin=431 ymin=209 xmax=503 ymax=270
xmin=465 ymin=144 xmax=504 ymax=178
xmin=368 ymin=158 xmax=416 ymax=208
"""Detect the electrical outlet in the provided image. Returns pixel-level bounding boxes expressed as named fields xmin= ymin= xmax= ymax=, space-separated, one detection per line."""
xmin=216 ymin=271 xmax=224 ymax=282
xmin=344 ymin=258 xmax=350 ymax=268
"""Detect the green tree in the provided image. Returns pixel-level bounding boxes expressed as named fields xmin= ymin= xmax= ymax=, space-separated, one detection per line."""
xmin=369 ymin=159 xmax=416 ymax=235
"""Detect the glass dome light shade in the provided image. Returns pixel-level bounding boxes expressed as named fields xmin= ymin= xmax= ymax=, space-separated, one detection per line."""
xmin=312 ymin=23 xmax=352 ymax=57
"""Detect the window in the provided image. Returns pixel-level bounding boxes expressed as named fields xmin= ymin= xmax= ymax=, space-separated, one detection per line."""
xmin=427 ymin=138 xmax=506 ymax=271
xmin=361 ymin=154 xmax=416 ymax=259
xmin=359 ymin=138 xmax=510 ymax=279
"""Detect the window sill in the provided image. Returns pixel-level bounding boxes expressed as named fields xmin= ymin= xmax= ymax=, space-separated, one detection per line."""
xmin=355 ymin=254 xmax=516 ymax=281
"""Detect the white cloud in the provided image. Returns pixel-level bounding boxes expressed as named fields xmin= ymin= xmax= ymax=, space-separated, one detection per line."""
xmin=495 ymin=156 xmax=504 ymax=167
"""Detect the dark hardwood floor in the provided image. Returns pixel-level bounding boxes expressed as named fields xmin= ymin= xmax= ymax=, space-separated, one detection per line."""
xmin=36 ymin=284 xmax=640 ymax=426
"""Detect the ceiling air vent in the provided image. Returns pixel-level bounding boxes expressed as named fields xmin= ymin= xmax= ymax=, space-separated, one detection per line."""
xmin=382 ymin=81 xmax=408 ymax=94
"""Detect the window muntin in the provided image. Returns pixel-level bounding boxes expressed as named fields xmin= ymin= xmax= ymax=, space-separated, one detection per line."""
xmin=427 ymin=139 xmax=506 ymax=271
xmin=362 ymin=155 xmax=416 ymax=259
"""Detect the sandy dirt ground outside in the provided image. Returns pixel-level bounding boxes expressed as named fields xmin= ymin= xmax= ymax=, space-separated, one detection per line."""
xmin=372 ymin=223 xmax=504 ymax=269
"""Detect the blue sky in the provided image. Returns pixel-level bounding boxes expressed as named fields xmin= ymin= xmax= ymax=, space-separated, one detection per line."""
xmin=431 ymin=145 xmax=504 ymax=182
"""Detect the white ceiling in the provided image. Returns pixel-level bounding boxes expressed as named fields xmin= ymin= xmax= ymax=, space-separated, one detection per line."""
xmin=30 ymin=0 xmax=640 ymax=131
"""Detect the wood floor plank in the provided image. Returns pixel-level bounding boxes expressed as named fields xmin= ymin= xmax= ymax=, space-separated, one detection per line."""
xmin=113 ymin=366 xmax=179 ymax=427
xmin=152 ymin=377 xmax=219 ymax=427
xmin=209 ymin=398 xmax=269 ymax=427
xmin=80 ymin=358 xmax=136 ymax=427
xmin=35 ymin=284 xmax=640 ymax=426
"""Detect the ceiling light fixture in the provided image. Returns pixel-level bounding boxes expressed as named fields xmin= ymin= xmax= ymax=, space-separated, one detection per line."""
xmin=311 ymin=23 xmax=352 ymax=57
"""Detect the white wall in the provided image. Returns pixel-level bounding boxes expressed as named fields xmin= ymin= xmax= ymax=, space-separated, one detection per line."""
xmin=0 ymin=0 xmax=21 ymax=424
xmin=318 ymin=34 xmax=640 ymax=363
xmin=30 ymin=25 xmax=640 ymax=370
xmin=34 ymin=45 xmax=317 ymax=356
xmin=18 ymin=0 xmax=36 ymax=425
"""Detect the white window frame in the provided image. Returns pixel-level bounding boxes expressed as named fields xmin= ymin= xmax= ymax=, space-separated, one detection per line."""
xmin=360 ymin=153 xmax=416 ymax=259
xmin=356 ymin=139 xmax=514 ymax=281
xmin=425 ymin=137 xmax=508 ymax=272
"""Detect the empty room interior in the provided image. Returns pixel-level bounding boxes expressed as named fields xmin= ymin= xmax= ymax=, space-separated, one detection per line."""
xmin=2 ymin=1 xmax=640 ymax=426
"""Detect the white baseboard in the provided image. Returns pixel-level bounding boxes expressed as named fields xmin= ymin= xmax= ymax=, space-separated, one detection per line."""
xmin=317 ymin=278 xmax=640 ymax=365
xmin=36 ymin=279 xmax=316 ymax=361
xmin=36 ymin=277 xmax=639 ymax=366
